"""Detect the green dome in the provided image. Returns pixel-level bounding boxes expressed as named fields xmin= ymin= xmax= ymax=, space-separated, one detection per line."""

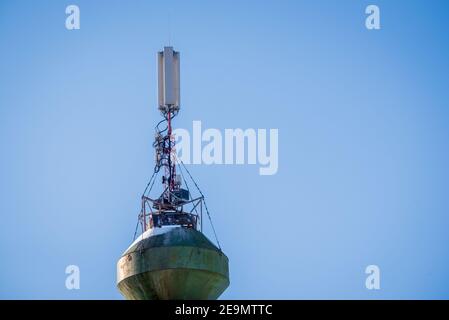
xmin=117 ymin=227 xmax=229 ymax=300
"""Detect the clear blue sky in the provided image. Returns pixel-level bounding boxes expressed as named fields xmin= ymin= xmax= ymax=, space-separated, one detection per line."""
xmin=1 ymin=0 xmax=449 ymax=299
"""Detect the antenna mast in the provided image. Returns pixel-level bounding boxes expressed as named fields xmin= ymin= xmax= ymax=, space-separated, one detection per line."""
xmin=139 ymin=47 xmax=202 ymax=232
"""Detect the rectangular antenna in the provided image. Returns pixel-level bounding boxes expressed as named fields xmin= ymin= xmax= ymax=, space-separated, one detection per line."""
xmin=158 ymin=47 xmax=180 ymax=111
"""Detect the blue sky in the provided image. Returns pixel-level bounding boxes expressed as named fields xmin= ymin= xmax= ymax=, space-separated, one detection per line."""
xmin=1 ymin=0 xmax=449 ymax=299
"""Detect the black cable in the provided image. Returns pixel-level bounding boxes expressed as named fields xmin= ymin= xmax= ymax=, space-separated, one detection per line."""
xmin=176 ymin=158 xmax=199 ymax=217
xmin=178 ymin=159 xmax=222 ymax=251
xmin=132 ymin=218 xmax=139 ymax=241
xmin=142 ymin=170 xmax=157 ymax=197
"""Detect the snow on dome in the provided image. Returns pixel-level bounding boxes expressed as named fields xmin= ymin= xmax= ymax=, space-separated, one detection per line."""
xmin=124 ymin=225 xmax=180 ymax=254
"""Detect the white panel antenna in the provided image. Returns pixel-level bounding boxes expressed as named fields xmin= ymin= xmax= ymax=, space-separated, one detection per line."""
xmin=158 ymin=47 xmax=180 ymax=112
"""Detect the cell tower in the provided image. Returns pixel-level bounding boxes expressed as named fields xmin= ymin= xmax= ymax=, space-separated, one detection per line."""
xmin=116 ymin=47 xmax=230 ymax=300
